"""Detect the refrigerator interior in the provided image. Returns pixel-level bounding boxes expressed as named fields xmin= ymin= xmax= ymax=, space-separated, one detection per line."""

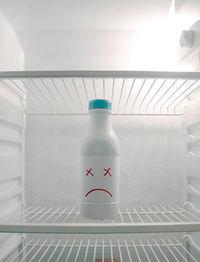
xmin=0 ymin=71 xmax=200 ymax=262
xmin=0 ymin=0 xmax=200 ymax=261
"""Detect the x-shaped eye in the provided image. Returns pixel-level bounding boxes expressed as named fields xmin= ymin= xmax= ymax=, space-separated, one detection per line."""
xmin=86 ymin=168 xmax=93 ymax=176
xmin=104 ymin=168 xmax=111 ymax=176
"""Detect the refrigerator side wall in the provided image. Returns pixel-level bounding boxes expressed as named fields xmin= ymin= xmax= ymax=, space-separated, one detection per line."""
xmin=0 ymin=11 xmax=25 ymax=262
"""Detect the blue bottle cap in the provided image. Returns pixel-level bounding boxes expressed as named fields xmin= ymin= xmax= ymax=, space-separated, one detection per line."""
xmin=89 ymin=99 xmax=112 ymax=110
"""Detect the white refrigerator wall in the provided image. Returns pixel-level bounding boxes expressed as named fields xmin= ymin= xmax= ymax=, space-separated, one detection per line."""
xmin=1 ymin=0 xmax=198 ymax=71
xmin=0 ymin=9 xmax=23 ymax=70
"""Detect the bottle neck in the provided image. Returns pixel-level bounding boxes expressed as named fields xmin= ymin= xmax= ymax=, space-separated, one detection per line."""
xmin=89 ymin=109 xmax=112 ymax=132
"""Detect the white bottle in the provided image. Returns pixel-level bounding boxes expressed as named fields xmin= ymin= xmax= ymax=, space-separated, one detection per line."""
xmin=80 ymin=99 xmax=120 ymax=219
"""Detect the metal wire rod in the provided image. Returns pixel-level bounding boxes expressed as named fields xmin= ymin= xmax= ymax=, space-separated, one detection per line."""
xmin=161 ymin=239 xmax=179 ymax=262
xmin=83 ymin=239 xmax=90 ymax=262
xmin=166 ymin=80 xmax=198 ymax=113
xmin=152 ymin=79 xmax=178 ymax=114
xmin=117 ymin=79 xmax=126 ymax=114
xmin=2 ymin=205 xmax=35 ymax=224
xmin=124 ymin=239 xmax=132 ymax=262
xmin=110 ymin=239 xmax=114 ymax=262
xmin=42 ymin=206 xmax=62 ymax=223
xmin=0 ymin=239 xmax=22 ymax=262
xmin=167 ymin=239 xmax=188 ymax=262
xmin=52 ymin=206 xmax=69 ymax=223
xmin=140 ymin=206 xmax=154 ymax=223
xmin=10 ymin=79 xmax=31 ymax=98
xmin=160 ymin=206 xmax=182 ymax=222
xmin=118 ymin=207 xmax=125 ymax=223
xmin=145 ymin=79 xmax=166 ymax=114
xmin=74 ymin=239 xmax=83 ymax=262
xmin=124 ymin=79 xmax=135 ymax=113
xmin=40 ymin=79 xmax=61 ymax=108
xmin=28 ymin=239 xmax=49 ymax=262
xmin=175 ymin=238 xmax=199 ymax=262
xmin=92 ymin=79 xmax=96 ymax=98
xmin=71 ymin=210 xmax=80 ymax=223
xmin=72 ymin=78 xmax=83 ymax=109
xmin=10 ymin=79 xmax=38 ymax=106
xmin=20 ymin=79 xmax=46 ymax=107
xmin=132 ymin=78 xmax=147 ymax=113
xmin=51 ymin=79 xmax=66 ymax=105
xmin=125 ymin=206 xmax=134 ymax=223
xmin=176 ymin=205 xmax=200 ymax=221
xmin=159 ymin=79 xmax=187 ymax=113
xmin=25 ymin=206 xmax=49 ymax=222
xmin=35 ymin=79 xmax=58 ymax=110
xmin=17 ymin=239 xmax=40 ymax=262
xmin=173 ymin=82 xmax=200 ymax=114
xmin=23 ymin=206 xmax=42 ymax=217
xmin=153 ymin=239 xmax=170 ymax=262
xmin=138 ymin=78 xmax=157 ymax=114
xmin=5 ymin=239 xmax=33 ymax=262
xmin=117 ymin=239 xmax=123 ymax=262
xmin=103 ymin=78 xmax=105 ymax=99
xmin=61 ymin=78 xmax=75 ymax=105
xmin=55 ymin=239 xmax=69 ymax=262
xmin=131 ymin=239 xmax=142 ymax=262
xmin=47 ymin=239 xmax=62 ymax=262
xmin=37 ymin=239 xmax=54 ymax=262
xmin=0 ymin=79 xmax=22 ymax=98
xmin=111 ymin=78 xmax=115 ymax=103
xmin=168 ymin=205 xmax=192 ymax=222
xmin=62 ymin=206 xmax=77 ymax=223
xmin=139 ymin=239 xmax=152 ymax=262
xmin=26 ymin=207 xmax=71 ymax=217
xmin=30 ymin=79 xmax=53 ymax=107
xmin=32 ymin=206 xmax=55 ymax=223
xmin=102 ymin=239 xmax=105 ymax=262
xmin=82 ymin=78 xmax=89 ymax=102
xmin=34 ymin=79 xmax=57 ymax=109
xmin=147 ymin=206 xmax=163 ymax=222
xmin=122 ymin=208 xmax=179 ymax=216
xmin=65 ymin=239 xmax=76 ymax=262
xmin=1 ymin=70 xmax=200 ymax=79
xmin=93 ymin=239 xmax=98 ymax=262
xmin=156 ymin=206 xmax=173 ymax=222
xmin=24 ymin=242 xmax=173 ymax=249
xmin=146 ymin=239 xmax=160 ymax=262
xmin=132 ymin=206 xmax=144 ymax=222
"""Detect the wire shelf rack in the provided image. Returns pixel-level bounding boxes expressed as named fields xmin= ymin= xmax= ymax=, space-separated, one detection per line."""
xmin=0 ymin=71 xmax=200 ymax=115
xmin=3 ymin=237 xmax=199 ymax=262
xmin=1 ymin=205 xmax=200 ymax=234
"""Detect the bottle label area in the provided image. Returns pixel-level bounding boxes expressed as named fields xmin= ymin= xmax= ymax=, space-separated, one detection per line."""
xmin=81 ymin=155 xmax=119 ymax=203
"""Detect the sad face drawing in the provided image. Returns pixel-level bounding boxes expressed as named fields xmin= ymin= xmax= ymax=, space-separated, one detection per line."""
xmin=85 ymin=168 xmax=112 ymax=198
xmin=81 ymin=155 xmax=119 ymax=205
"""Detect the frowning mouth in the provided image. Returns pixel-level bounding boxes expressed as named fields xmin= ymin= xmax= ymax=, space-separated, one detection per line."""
xmin=85 ymin=188 xmax=112 ymax=197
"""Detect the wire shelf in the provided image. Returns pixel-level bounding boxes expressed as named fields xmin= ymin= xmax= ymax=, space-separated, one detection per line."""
xmin=0 ymin=71 xmax=200 ymax=115
xmin=3 ymin=237 xmax=199 ymax=262
xmin=1 ymin=205 xmax=200 ymax=234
